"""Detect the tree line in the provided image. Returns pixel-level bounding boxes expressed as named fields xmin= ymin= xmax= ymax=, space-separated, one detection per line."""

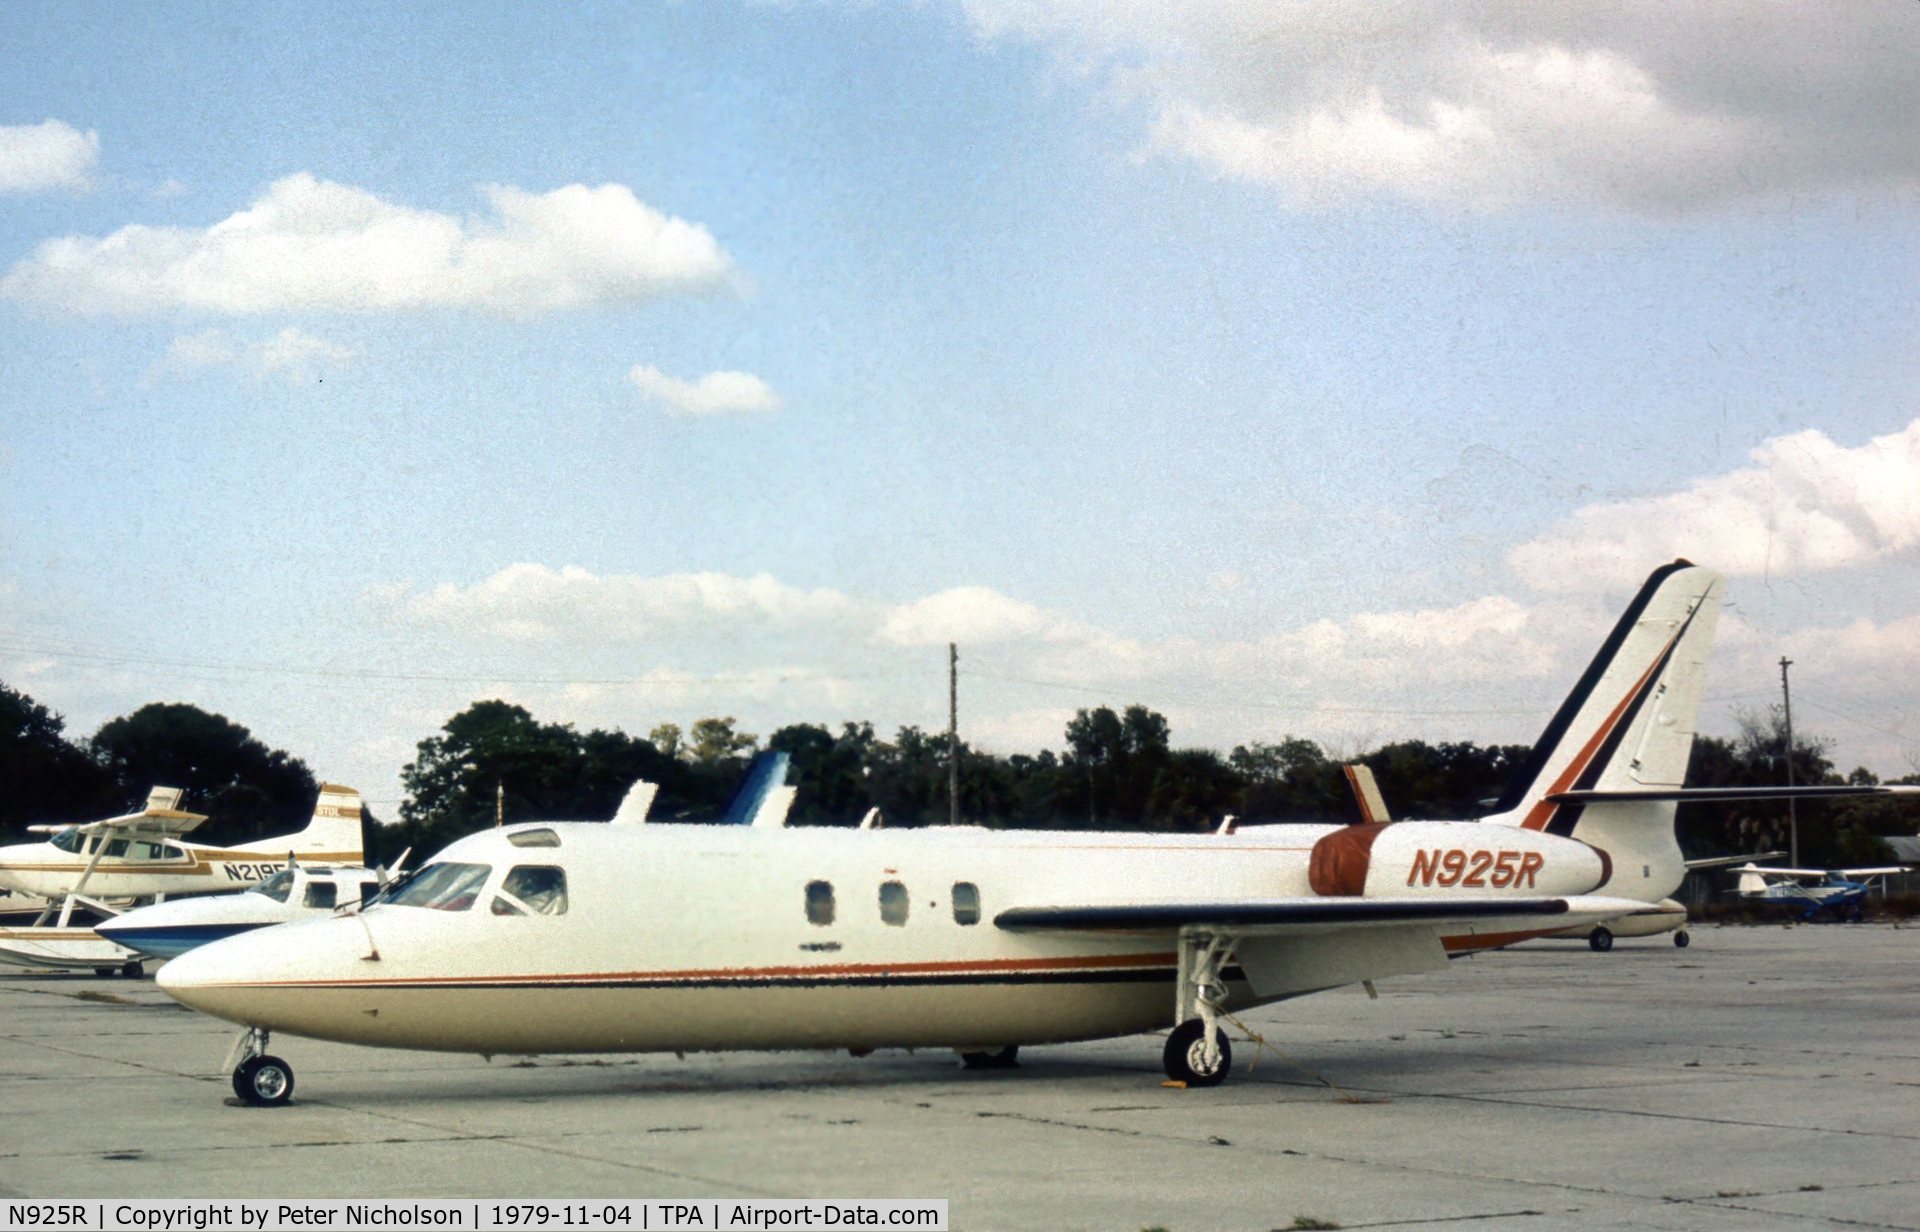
xmin=3 ymin=680 xmax=1913 ymax=869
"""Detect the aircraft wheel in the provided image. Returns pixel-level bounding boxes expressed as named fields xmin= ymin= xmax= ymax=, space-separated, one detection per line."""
xmin=233 ymin=1055 xmax=295 ymax=1106
xmin=120 ymin=960 xmax=144 ymax=979
xmin=1588 ymin=926 xmax=1614 ymax=953
xmin=1673 ymin=930 xmax=1691 ymax=948
xmin=960 ymin=1046 xmax=1020 ymax=1070
xmin=93 ymin=966 xmax=116 ymax=977
xmin=1163 ymin=1019 xmax=1231 ymax=1087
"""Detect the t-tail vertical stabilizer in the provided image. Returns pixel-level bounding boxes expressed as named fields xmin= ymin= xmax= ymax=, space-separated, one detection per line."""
xmin=232 ymin=784 xmax=366 ymax=865
xmin=1481 ymin=561 xmax=1724 ymax=899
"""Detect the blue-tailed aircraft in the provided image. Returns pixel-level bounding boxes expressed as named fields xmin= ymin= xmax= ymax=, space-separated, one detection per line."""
xmin=1730 ymin=862 xmax=1909 ymax=922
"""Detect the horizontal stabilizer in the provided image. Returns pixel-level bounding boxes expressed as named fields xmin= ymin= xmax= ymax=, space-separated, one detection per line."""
xmin=1548 ymin=785 xmax=1920 ymax=804
xmin=1684 ymin=850 xmax=1785 ymax=870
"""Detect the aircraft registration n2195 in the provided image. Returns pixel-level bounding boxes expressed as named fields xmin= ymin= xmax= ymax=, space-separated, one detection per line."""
xmin=154 ymin=562 xmax=1920 ymax=1105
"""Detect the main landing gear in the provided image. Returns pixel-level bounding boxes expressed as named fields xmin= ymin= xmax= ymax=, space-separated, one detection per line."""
xmin=959 ymin=1045 xmax=1021 ymax=1070
xmin=1165 ymin=931 xmax=1235 ymax=1086
xmin=91 ymin=960 xmax=144 ymax=978
xmin=1587 ymin=926 xmax=1614 ymax=953
xmin=228 ymin=1026 xmax=295 ymax=1106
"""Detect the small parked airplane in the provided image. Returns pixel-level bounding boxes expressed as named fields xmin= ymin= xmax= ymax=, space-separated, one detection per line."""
xmin=1729 ymin=862 xmax=1910 ymax=922
xmin=157 ymin=562 xmax=1920 ymax=1105
xmin=0 ymin=784 xmax=365 ymax=974
xmin=95 ymin=861 xmax=390 ymax=960
xmin=92 ymin=766 xmax=772 ymax=962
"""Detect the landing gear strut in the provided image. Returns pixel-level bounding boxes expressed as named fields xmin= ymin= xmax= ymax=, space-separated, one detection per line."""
xmin=227 ymin=1027 xmax=295 ymax=1106
xmin=959 ymin=1045 xmax=1021 ymax=1070
xmin=1165 ymin=930 xmax=1235 ymax=1086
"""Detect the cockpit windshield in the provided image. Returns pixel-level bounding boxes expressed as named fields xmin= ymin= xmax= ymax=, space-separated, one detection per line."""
xmin=384 ymin=862 xmax=492 ymax=912
xmin=252 ymin=870 xmax=296 ymax=903
xmin=50 ymin=828 xmax=87 ymax=854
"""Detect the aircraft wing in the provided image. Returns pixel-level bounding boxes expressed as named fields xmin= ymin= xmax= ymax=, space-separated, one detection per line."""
xmin=1729 ymin=864 xmax=1908 ymax=878
xmin=26 ymin=807 xmax=209 ymax=837
xmin=994 ymin=894 xmax=1648 ymax=937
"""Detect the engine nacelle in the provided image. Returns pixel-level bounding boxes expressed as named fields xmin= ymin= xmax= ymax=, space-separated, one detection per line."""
xmin=1308 ymin=822 xmax=1610 ymax=899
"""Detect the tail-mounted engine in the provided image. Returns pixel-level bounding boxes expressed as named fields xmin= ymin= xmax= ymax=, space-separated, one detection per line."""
xmin=1309 ymin=822 xmax=1611 ymax=898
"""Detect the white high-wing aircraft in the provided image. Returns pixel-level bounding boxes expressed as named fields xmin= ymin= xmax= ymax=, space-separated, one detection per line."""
xmin=1729 ymin=862 xmax=1911 ymax=922
xmin=0 ymin=784 xmax=366 ymax=974
xmin=157 ymin=563 xmax=1919 ymax=1106
xmin=94 ymin=769 xmax=745 ymax=961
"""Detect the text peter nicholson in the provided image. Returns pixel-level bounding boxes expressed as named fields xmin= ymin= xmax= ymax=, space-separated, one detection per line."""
xmin=7 ymin=1200 xmax=949 ymax=1232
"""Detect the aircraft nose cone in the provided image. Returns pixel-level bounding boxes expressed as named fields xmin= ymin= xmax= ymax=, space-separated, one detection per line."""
xmin=154 ymin=940 xmax=245 ymax=1017
xmin=156 ymin=920 xmax=326 ymax=1025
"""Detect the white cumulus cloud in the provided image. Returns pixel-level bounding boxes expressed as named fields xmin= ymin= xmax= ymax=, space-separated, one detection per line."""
xmin=628 ymin=364 xmax=780 ymax=415
xmin=1510 ymin=419 xmax=1920 ymax=592
xmin=960 ymin=2 xmax=1920 ymax=213
xmin=388 ymin=564 xmax=855 ymax=643
xmin=0 ymin=173 xmax=733 ymax=315
xmin=160 ymin=327 xmax=360 ymax=383
xmin=0 ymin=120 xmax=99 ymax=193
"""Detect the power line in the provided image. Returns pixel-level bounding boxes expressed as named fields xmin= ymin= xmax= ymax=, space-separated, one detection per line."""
xmin=964 ymin=667 xmax=1541 ymax=719
xmin=0 ymin=632 xmax=899 ymax=690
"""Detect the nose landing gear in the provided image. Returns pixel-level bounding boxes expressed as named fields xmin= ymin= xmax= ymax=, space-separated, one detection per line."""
xmin=227 ymin=1026 xmax=295 ymax=1106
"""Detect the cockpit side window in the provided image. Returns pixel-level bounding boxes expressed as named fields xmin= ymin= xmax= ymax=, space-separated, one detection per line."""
xmin=386 ymin=862 xmax=492 ymax=912
xmin=303 ymin=881 xmax=338 ymax=910
xmin=254 ymin=870 xmax=296 ymax=903
xmin=104 ymin=839 xmax=129 ymax=858
xmin=491 ymin=865 xmax=568 ymax=916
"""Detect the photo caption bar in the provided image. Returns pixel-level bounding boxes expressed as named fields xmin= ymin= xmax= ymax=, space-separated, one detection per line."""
xmin=3 ymin=1201 xmax=947 ymax=1232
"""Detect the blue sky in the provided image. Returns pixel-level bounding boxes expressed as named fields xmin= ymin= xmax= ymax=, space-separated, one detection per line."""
xmin=4 ymin=3 xmax=1918 ymax=811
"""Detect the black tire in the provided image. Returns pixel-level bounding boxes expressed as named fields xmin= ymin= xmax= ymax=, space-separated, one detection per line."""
xmin=120 ymin=960 xmax=144 ymax=979
xmin=960 ymin=1046 xmax=1021 ymax=1070
xmin=233 ymin=1055 xmax=295 ymax=1106
xmin=92 ymin=966 xmax=115 ymax=977
xmin=1588 ymin=926 xmax=1614 ymax=953
xmin=1163 ymin=1019 xmax=1232 ymax=1087
xmin=1673 ymin=930 xmax=1690 ymax=949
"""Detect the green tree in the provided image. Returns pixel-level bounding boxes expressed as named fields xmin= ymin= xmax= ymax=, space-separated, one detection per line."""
xmin=89 ymin=702 xmax=317 ymax=847
xmin=688 ymin=716 xmax=757 ymax=764
xmin=0 ymin=682 xmax=114 ymax=838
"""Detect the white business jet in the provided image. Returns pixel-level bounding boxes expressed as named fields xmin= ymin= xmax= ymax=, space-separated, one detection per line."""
xmin=157 ymin=562 xmax=1918 ymax=1106
xmin=0 ymin=784 xmax=365 ymax=974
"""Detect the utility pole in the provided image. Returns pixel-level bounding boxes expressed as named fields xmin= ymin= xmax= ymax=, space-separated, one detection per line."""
xmin=1780 ymin=655 xmax=1797 ymax=866
xmin=948 ymin=643 xmax=960 ymax=826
